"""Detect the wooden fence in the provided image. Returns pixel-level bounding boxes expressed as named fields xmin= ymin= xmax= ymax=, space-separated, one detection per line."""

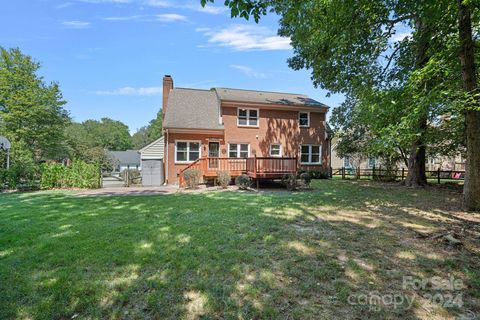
xmin=331 ymin=167 xmax=465 ymax=184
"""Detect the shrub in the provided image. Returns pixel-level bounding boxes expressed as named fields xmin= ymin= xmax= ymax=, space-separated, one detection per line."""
xmin=282 ymin=173 xmax=298 ymax=191
xmin=40 ymin=160 xmax=101 ymax=190
xmin=217 ymin=170 xmax=231 ymax=188
xmin=183 ymin=168 xmax=201 ymax=189
xmin=235 ymin=174 xmax=252 ymax=190
xmin=40 ymin=163 xmax=66 ymax=189
xmin=298 ymin=170 xmax=329 ymax=179
xmin=299 ymin=172 xmax=312 ymax=188
xmin=0 ymin=167 xmax=8 ymax=191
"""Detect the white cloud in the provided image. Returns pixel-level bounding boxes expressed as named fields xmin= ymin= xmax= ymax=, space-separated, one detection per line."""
xmin=62 ymin=20 xmax=91 ymax=29
xmin=78 ymin=0 xmax=131 ymax=3
xmin=182 ymin=3 xmax=227 ymax=14
xmin=144 ymin=0 xmax=226 ymax=14
xmin=230 ymin=65 xmax=267 ymax=78
xmin=104 ymin=15 xmax=142 ymax=21
xmin=96 ymin=87 xmax=163 ymax=96
xmin=55 ymin=2 xmax=74 ymax=9
xmin=156 ymin=13 xmax=188 ymax=22
xmin=198 ymin=25 xmax=291 ymax=51
xmin=144 ymin=0 xmax=170 ymax=7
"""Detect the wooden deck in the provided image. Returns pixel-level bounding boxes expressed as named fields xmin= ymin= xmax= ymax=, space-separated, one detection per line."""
xmin=178 ymin=157 xmax=297 ymax=187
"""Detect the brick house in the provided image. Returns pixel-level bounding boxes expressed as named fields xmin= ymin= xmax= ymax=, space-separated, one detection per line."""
xmin=161 ymin=75 xmax=330 ymax=185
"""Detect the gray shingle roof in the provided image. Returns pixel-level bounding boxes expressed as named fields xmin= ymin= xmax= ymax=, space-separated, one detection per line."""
xmin=107 ymin=150 xmax=140 ymax=166
xmin=163 ymin=88 xmax=223 ymax=130
xmin=214 ymin=88 xmax=328 ymax=108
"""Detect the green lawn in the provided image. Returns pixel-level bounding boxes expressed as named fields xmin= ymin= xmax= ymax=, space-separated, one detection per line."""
xmin=1 ymin=180 xmax=479 ymax=319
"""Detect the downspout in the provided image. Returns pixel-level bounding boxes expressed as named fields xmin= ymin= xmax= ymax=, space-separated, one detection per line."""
xmin=164 ymin=129 xmax=169 ymax=185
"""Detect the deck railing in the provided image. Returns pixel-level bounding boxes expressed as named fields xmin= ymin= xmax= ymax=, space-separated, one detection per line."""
xmin=179 ymin=156 xmax=298 ymax=187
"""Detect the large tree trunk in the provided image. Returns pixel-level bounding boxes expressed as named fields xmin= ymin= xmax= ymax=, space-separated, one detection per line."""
xmin=404 ymin=17 xmax=429 ymax=187
xmin=457 ymin=0 xmax=480 ymax=211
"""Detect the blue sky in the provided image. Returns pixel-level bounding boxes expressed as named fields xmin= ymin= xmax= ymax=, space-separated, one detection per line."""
xmin=1 ymin=0 xmax=344 ymax=133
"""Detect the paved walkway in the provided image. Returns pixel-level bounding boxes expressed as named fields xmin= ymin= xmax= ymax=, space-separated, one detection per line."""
xmin=76 ymin=185 xmax=179 ymax=197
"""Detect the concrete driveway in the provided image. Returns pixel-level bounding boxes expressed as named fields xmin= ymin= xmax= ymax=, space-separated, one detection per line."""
xmin=76 ymin=185 xmax=179 ymax=197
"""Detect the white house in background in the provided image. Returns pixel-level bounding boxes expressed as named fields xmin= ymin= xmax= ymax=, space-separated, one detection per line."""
xmin=139 ymin=136 xmax=165 ymax=187
xmin=107 ymin=150 xmax=141 ymax=174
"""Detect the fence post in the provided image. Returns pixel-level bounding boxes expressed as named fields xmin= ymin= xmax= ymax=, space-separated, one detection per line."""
xmin=342 ymin=167 xmax=345 ymax=179
xmin=402 ymin=168 xmax=405 ymax=181
xmin=357 ymin=167 xmax=360 ymax=180
xmin=99 ymin=166 xmax=102 ymax=188
xmin=127 ymin=164 xmax=130 ymax=187
xmin=372 ymin=165 xmax=375 ymax=180
xmin=437 ymin=168 xmax=441 ymax=184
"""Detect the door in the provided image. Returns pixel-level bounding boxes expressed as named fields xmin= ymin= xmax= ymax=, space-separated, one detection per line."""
xmin=208 ymin=142 xmax=220 ymax=169
xmin=142 ymin=160 xmax=164 ymax=187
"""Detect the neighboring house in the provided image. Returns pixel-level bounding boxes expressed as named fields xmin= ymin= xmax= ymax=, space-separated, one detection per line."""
xmin=107 ymin=150 xmax=141 ymax=174
xmin=139 ymin=136 xmax=165 ymax=186
xmin=331 ymin=139 xmax=466 ymax=171
xmin=161 ymin=75 xmax=330 ymax=185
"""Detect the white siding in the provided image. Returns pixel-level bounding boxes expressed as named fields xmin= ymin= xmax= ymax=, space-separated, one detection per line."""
xmin=140 ymin=136 xmax=164 ymax=160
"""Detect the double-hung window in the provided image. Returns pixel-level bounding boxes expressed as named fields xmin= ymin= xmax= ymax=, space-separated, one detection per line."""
xmin=299 ymin=112 xmax=310 ymax=127
xmin=368 ymin=157 xmax=376 ymax=168
xmin=175 ymin=141 xmax=200 ymax=163
xmin=229 ymin=143 xmax=249 ymax=158
xmin=270 ymin=144 xmax=282 ymax=157
xmin=344 ymin=156 xmax=352 ymax=168
xmin=238 ymin=108 xmax=258 ymax=127
xmin=300 ymin=145 xmax=321 ymax=164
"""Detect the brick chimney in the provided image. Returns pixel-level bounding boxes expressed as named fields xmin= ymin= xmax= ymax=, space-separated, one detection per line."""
xmin=162 ymin=75 xmax=173 ymax=121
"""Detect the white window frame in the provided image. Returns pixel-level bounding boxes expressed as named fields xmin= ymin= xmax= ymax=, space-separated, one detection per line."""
xmin=269 ymin=144 xmax=282 ymax=157
xmin=175 ymin=140 xmax=201 ymax=163
xmin=300 ymin=144 xmax=322 ymax=165
xmin=344 ymin=156 xmax=352 ymax=168
xmin=237 ymin=108 xmax=259 ymax=127
xmin=299 ymin=111 xmax=310 ymax=128
xmin=228 ymin=143 xmax=250 ymax=158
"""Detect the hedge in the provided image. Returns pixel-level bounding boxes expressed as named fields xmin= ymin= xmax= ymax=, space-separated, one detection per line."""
xmin=40 ymin=161 xmax=101 ymax=190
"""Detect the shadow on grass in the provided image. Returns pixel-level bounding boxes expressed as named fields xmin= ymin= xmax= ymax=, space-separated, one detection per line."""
xmin=0 ymin=180 xmax=478 ymax=319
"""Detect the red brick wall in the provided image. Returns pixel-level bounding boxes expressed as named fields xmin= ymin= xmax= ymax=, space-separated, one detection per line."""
xmin=222 ymin=105 xmax=328 ymax=171
xmin=165 ymin=105 xmax=329 ymax=184
xmin=165 ymin=132 xmax=224 ymax=183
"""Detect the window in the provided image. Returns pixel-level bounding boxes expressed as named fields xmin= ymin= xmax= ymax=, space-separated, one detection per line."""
xmin=175 ymin=141 xmax=200 ymax=163
xmin=237 ymin=108 xmax=259 ymax=127
xmin=229 ymin=143 xmax=249 ymax=158
xmin=300 ymin=145 xmax=321 ymax=164
xmin=299 ymin=112 xmax=310 ymax=127
xmin=270 ymin=144 xmax=282 ymax=157
xmin=343 ymin=157 xmax=352 ymax=168
xmin=368 ymin=157 xmax=376 ymax=168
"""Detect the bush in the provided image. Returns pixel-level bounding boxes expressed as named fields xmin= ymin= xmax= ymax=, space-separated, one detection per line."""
xmin=0 ymin=167 xmax=8 ymax=191
xmin=183 ymin=168 xmax=201 ymax=189
xmin=282 ymin=173 xmax=298 ymax=191
xmin=298 ymin=170 xmax=329 ymax=179
xmin=299 ymin=172 xmax=312 ymax=188
xmin=217 ymin=170 xmax=231 ymax=188
xmin=40 ymin=160 xmax=101 ymax=190
xmin=235 ymin=174 xmax=252 ymax=190
xmin=40 ymin=163 xmax=66 ymax=189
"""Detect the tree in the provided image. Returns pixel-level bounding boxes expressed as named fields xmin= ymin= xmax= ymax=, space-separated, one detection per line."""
xmin=132 ymin=109 xmax=162 ymax=149
xmin=65 ymin=118 xmax=133 ymax=153
xmin=203 ymin=0 xmax=479 ymax=208
xmin=0 ymin=47 xmax=70 ymax=162
xmin=457 ymin=0 xmax=480 ymax=210
xmin=65 ymin=118 xmax=133 ymax=169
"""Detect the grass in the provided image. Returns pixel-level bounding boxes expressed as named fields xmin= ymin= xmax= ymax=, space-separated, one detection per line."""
xmin=0 ymin=180 xmax=479 ymax=319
